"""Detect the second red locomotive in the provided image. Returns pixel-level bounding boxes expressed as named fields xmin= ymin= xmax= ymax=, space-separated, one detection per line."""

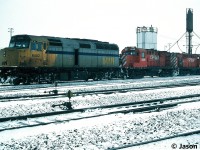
xmin=121 ymin=46 xmax=200 ymax=78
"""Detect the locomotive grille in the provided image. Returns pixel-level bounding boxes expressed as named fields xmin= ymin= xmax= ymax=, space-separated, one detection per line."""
xmin=170 ymin=53 xmax=178 ymax=68
xmin=121 ymin=53 xmax=127 ymax=67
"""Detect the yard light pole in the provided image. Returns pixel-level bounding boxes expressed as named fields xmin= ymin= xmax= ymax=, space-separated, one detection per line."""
xmin=8 ymin=28 xmax=14 ymax=38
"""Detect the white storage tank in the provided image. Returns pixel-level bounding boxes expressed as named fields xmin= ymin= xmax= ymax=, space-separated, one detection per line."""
xmin=136 ymin=26 xmax=158 ymax=50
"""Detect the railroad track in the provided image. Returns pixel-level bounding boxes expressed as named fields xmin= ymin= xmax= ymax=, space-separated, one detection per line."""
xmin=1 ymin=81 xmax=200 ymax=102
xmin=0 ymin=78 xmax=200 ymax=94
xmin=110 ymin=129 xmax=200 ymax=150
xmin=0 ymin=94 xmax=199 ymax=132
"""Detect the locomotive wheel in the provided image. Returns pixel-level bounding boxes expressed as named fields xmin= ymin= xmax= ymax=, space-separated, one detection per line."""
xmin=22 ymin=79 xmax=31 ymax=85
xmin=123 ymin=75 xmax=127 ymax=80
xmin=93 ymin=76 xmax=98 ymax=81
xmin=12 ymin=78 xmax=21 ymax=85
xmin=84 ymin=77 xmax=89 ymax=81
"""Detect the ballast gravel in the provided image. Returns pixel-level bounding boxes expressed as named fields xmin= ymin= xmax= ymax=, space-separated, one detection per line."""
xmin=0 ymin=85 xmax=200 ymax=117
xmin=0 ymin=102 xmax=200 ymax=149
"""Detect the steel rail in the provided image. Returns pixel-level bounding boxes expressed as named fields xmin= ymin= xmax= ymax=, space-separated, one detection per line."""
xmin=0 ymin=81 xmax=200 ymax=102
xmin=110 ymin=129 xmax=200 ymax=150
xmin=0 ymin=97 xmax=199 ymax=132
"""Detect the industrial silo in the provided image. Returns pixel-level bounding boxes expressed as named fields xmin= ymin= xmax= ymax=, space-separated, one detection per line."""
xmin=136 ymin=26 xmax=158 ymax=49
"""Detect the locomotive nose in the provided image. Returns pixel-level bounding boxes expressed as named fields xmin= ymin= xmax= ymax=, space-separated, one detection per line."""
xmin=0 ymin=48 xmax=20 ymax=66
xmin=0 ymin=48 xmax=6 ymax=66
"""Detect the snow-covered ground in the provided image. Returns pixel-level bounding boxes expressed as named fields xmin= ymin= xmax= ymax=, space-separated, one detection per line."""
xmin=1 ymin=84 xmax=200 ymax=117
xmin=0 ymin=102 xmax=200 ymax=149
xmin=123 ymin=134 xmax=200 ymax=150
xmin=0 ymin=76 xmax=200 ymax=149
xmin=1 ymin=75 xmax=200 ymax=97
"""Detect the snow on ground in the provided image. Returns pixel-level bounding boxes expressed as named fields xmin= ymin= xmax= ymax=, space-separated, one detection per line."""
xmin=1 ymin=84 xmax=200 ymax=117
xmin=1 ymin=75 xmax=200 ymax=97
xmin=0 ymin=76 xmax=200 ymax=149
xmin=123 ymin=134 xmax=200 ymax=150
xmin=0 ymin=102 xmax=200 ymax=149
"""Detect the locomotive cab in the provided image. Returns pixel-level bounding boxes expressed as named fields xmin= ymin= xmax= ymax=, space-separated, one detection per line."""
xmin=121 ymin=47 xmax=147 ymax=68
xmin=2 ymin=35 xmax=48 ymax=67
xmin=2 ymin=35 xmax=30 ymax=66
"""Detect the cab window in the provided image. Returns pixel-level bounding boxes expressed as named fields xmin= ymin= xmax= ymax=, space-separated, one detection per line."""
xmin=31 ymin=42 xmax=43 ymax=50
xmin=31 ymin=42 xmax=37 ymax=50
xmin=38 ymin=43 xmax=42 ymax=50
xmin=141 ymin=52 xmax=145 ymax=58
xmin=9 ymin=35 xmax=30 ymax=49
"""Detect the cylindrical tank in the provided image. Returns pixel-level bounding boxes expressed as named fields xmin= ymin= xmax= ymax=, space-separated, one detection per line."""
xmin=186 ymin=8 xmax=193 ymax=33
xmin=136 ymin=26 xmax=158 ymax=50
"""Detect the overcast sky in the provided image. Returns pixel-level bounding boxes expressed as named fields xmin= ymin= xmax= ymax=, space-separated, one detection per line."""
xmin=0 ymin=0 xmax=200 ymax=53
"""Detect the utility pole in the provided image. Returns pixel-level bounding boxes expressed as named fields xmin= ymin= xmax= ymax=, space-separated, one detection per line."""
xmin=8 ymin=28 xmax=14 ymax=38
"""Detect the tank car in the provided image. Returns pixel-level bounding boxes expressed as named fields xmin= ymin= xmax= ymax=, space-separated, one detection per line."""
xmin=0 ymin=35 xmax=120 ymax=85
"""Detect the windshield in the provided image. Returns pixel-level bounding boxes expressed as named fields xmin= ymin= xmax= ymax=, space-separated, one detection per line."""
xmin=123 ymin=51 xmax=136 ymax=56
xmin=9 ymin=35 xmax=30 ymax=49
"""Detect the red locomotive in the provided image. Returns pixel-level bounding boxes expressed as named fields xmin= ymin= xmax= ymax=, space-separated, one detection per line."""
xmin=120 ymin=47 xmax=200 ymax=78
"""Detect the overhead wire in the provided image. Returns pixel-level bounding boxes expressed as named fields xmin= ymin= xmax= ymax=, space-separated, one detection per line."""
xmin=193 ymin=31 xmax=200 ymax=40
xmin=177 ymin=41 xmax=183 ymax=53
xmin=195 ymin=44 xmax=200 ymax=54
xmin=168 ymin=32 xmax=186 ymax=52
xmin=193 ymin=31 xmax=200 ymax=54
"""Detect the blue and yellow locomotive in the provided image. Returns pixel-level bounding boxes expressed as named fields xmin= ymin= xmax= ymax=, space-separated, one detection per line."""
xmin=0 ymin=35 xmax=120 ymax=85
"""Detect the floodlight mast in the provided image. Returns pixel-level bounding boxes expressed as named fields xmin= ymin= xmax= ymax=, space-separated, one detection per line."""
xmin=8 ymin=28 xmax=14 ymax=38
